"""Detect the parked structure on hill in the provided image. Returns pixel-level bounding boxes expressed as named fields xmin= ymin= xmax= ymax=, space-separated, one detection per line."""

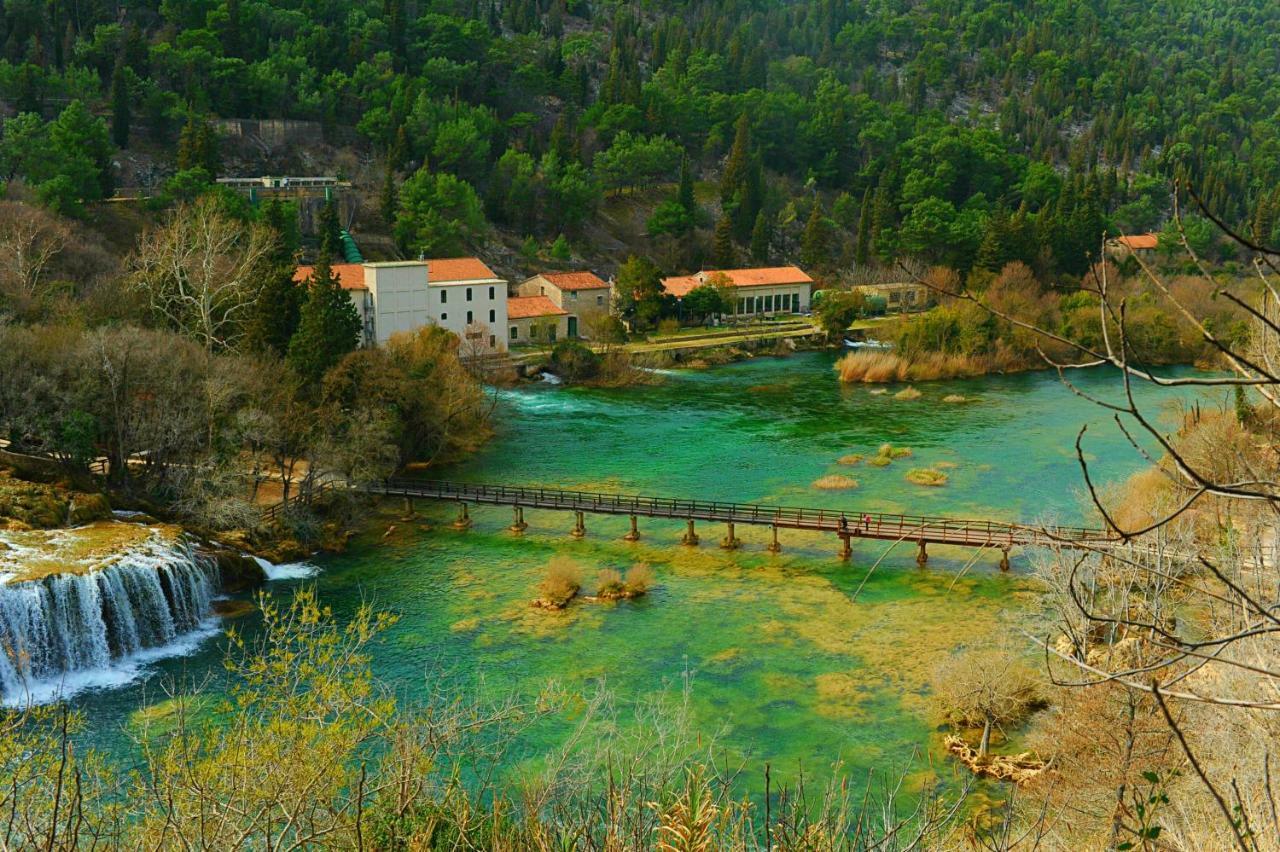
xmin=1105 ymin=233 xmax=1159 ymax=260
xmin=507 ymin=296 xmax=570 ymax=345
xmin=661 ymin=267 xmax=813 ymax=317
xmin=853 ymin=281 xmax=931 ymax=314
xmin=292 ymin=257 xmax=509 ymax=353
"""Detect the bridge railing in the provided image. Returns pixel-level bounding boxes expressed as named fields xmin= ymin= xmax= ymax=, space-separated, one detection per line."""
xmin=372 ymin=478 xmax=1108 ymax=545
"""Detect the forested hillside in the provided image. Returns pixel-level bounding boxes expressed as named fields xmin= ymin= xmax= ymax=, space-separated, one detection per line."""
xmin=3 ymin=0 xmax=1280 ymax=279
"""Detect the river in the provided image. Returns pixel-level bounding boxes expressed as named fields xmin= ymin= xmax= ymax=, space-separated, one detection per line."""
xmin=69 ymin=352 xmax=1221 ymax=789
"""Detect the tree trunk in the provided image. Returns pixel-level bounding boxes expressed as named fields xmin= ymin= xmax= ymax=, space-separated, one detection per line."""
xmin=979 ymin=718 xmax=992 ymax=758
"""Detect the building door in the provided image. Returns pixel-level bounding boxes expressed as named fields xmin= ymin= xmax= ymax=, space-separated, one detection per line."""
xmin=568 ymin=316 xmax=578 ymax=338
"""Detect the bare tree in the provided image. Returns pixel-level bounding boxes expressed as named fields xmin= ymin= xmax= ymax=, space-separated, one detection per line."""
xmin=0 ymin=200 xmax=69 ymax=303
xmin=129 ymin=198 xmax=273 ymax=352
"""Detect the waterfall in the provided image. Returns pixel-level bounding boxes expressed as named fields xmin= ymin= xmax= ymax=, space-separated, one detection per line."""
xmin=0 ymin=537 xmax=220 ymax=705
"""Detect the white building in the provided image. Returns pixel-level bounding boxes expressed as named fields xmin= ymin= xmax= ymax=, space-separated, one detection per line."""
xmin=293 ymin=257 xmax=509 ymax=352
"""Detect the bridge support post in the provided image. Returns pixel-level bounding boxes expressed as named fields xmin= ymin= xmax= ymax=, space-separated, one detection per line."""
xmin=720 ymin=522 xmax=740 ymax=550
xmin=623 ymin=514 xmax=640 ymax=542
xmin=509 ymin=506 xmax=528 ymax=534
xmin=571 ymin=511 xmax=586 ymax=539
xmin=999 ymin=548 xmax=1010 ymax=571
xmin=767 ymin=524 xmax=781 ymax=554
xmin=916 ymin=540 xmax=928 ymax=566
xmin=452 ymin=503 xmax=472 ymax=530
xmin=681 ymin=519 xmax=699 ymax=546
xmin=838 ymin=533 xmax=852 ymax=561
xmin=402 ymin=497 xmax=416 ymax=519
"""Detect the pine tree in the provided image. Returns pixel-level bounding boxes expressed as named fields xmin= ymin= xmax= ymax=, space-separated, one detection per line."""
xmin=712 ymin=214 xmax=736 ymax=268
xmin=720 ymin=114 xmax=751 ymax=207
xmin=110 ymin=55 xmax=131 ymax=149
xmin=750 ymin=210 xmax=770 ymax=263
xmin=800 ymin=203 xmax=831 ymax=270
xmin=177 ymin=115 xmax=220 ymax=176
xmin=246 ymin=268 xmax=304 ymax=357
xmin=855 ymin=188 xmax=872 ymax=267
xmin=317 ymin=199 xmax=343 ymax=259
xmin=288 ymin=250 xmax=362 ymax=385
xmin=677 ymin=153 xmax=695 ymax=215
xmin=223 ymin=0 xmax=243 ymax=58
xmin=380 ymin=166 xmax=398 ymax=226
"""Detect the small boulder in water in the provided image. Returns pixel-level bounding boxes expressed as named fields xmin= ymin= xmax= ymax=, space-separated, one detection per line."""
xmin=198 ymin=546 xmax=267 ymax=593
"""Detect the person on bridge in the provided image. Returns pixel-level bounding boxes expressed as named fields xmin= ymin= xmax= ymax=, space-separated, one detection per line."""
xmin=839 ymin=513 xmax=848 ymax=534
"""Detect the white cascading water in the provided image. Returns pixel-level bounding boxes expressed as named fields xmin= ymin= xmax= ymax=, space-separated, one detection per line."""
xmin=0 ymin=538 xmax=219 ymax=705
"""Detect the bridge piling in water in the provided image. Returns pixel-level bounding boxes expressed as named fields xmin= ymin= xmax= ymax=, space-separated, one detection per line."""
xmin=720 ymin=522 xmax=740 ymax=550
xmin=999 ymin=547 xmax=1010 ymax=571
xmin=916 ymin=540 xmax=928 ymax=565
xmin=452 ymin=503 xmax=471 ymax=530
xmin=509 ymin=506 xmax=527 ymax=534
xmin=571 ymin=511 xmax=586 ymax=539
xmin=838 ymin=533 xmax=852 ymax=560
xmin=623 ymin=514 xmax=640 ymax=542
xmin=767 ymin=524 xmax=781 ymax=553
xmin=682 ymin=519 xmax=699 ymax=546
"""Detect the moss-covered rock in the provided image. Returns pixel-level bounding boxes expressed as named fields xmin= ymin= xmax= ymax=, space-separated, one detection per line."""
xmin=0 ymin=470 xmax=112 ymax=529
xmin=199 ymin=546 xmax=267 ymax=593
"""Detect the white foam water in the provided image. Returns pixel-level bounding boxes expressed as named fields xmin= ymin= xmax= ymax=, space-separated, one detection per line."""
xmin=250 ymin=555 xmax=320 ymax=581
xmin=0 ymin=538 xmax=220 ymax=706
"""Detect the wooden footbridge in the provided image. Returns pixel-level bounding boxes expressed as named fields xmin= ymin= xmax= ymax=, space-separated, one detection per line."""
xmin=362 ymin=479 xmax=1115 ymax=569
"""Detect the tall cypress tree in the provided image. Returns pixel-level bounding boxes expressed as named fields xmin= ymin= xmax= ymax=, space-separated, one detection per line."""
xmin=720 ymin=114 xmax=751 ymax=207
xmin=677 ymin=153 xmax=695 ymax=215
xmin=712 ymin=214 xmax=736 ymax=268
xmin=750 ymin=210 xmax=770 ymax=263
xmin=854 ymin=187 xmax=872 ymax=267
xmin=288 ymin=250 xmax=361 ymax=385
xmin=317 ymin=199 xmax=343 ymax=259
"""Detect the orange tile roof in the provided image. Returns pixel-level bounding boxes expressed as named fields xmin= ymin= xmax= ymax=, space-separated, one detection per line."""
xmin=428 ymin=257 xmax=499 ymax=283
xmin=537 ymin=271 xmax=609 ymax=291
xmin=1112 ymin=234 xmax=1158 ymax=250
xmin=661 ymin=266 xmax=813 ymax=298
xmin=293 ymin=263 xmax=367 ymax=290
xmin=507 ymin=295 xmax=568 ymax=319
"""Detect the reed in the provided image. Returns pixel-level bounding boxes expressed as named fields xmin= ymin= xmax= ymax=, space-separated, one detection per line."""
xmin=812 ymin=474 xmax=859 ymax=490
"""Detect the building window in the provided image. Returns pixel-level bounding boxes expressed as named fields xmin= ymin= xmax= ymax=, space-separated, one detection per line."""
xmin=570 ymin=291 xmax=578 ymax=300
xmin=466 ymin=288 xmax=473 ymax=301
xmin=597 ymin=295 xmax=604 ymax=305
xmin=440 ymin=290 xmax=447 ymax=304
xmin=489 ymin=309 xmax=495 ymax=322
xmin=765 ymin=295 xmax=774 ymax=312
xmin=466 ymin=310 xmax=473 ymax=324
xmin=488 ymin=286 xmax=494 ymax=299
xmin=489 ymin=334 xmax=495 ymax=347
xmin=510 ymin=326 xmax=518 ymax=340
xmin=441 ymin=312 xmax=448 ymax=321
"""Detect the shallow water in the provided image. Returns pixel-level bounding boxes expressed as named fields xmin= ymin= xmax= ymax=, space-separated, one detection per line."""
xmin=70 ymin=353 xmax=1222 ymax=789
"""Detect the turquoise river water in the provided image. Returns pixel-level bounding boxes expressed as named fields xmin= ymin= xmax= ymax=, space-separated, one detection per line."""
xmin=72 ymin=352 xmax=1222 ymax=791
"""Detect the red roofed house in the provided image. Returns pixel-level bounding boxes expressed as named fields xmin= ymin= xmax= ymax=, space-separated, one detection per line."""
xmin=293 ymin=258 xmax=508 ymax=351
xmin=660 ymin=266 xmax=813 ymax=317
xmin=518 ymin=271 xmax=612 ymax=339
xmin=1105 ymin=233 xmax=1159 ymax=259
xmin=506 ymin=295 xmax=570 ymax=345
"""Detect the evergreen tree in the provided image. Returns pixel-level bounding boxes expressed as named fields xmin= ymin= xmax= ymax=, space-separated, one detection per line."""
xmin=288 ymin=250 xmax=361 ymax=385
xmin=800 ymin=203 xmax=832 ymax=269
xmin=720 ymin=114 xmax=751 ymax=207
xmin=318 ymin=199 xmax=343 ymax=259
xmin=380 ymin=166 xmax=398 ymax=226
xmin=246 ymin=268 xmax=304 ymax=357
xmin=177 ymin=115 xmax=221 ymax=176
xmin=750 ymin=210 xmax=770 ymax=263
xmin=855 ymin=188 xmax=873 ymax=266
xmin=712 ymin=214 xmax=736 ymax=268
xmin=110 ymin=55 xmax=131 ymax=149
xmin=223 ymin=0 xmax=243 ymax=58
xmin=677 ymin=153 xmax=695 ymax=215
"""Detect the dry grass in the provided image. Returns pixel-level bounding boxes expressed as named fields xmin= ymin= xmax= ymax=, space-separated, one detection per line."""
xmin=837 ymin=454 xmax=864 ymax=465
xmin=834 ymin=350 xmax=1023 ymax=384
xmin=894 ymin=386 xmax=922 ymax=401
xmin=595 ymin=567 xmax=625 ymax=596
xmin=880 ymin=444 xmax=912 ymax=459
xmin=537 ymin=556 xmax=582 ymax=608
xmin=942 ymin=394 xmax=968 ymax=403
xmin=812 ymin=474 xmax=859 ymax=490
xmin=905 ymin=468 xmax=948 ymax=487
xmin=866 ymin=454 xmax=892 ymax=467
xmin=625 ymin=563 xmax=654 ymax=593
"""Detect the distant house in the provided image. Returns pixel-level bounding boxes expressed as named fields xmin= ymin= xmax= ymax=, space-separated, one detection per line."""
xmin=1106 ymin=233 xmax=1159 ymax=259
xmin=660 ymin=266 xmax=813 ymax=316
xmin=520 ymin=271 xmax=612 ymax=312
xmin=507 ymin=296 xmax=569 ymax=345
xmin=292 ymin=257 xmax=509 ymax=352
xmin=853 ymin=282 xmax=931 ymax=314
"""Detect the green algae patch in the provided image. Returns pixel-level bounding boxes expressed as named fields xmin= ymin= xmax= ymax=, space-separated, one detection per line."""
xmin=814 ymin=672 xmax=873 ymax=722
xmin=0 ymin=521 xmax=184 ymax=583
xmin=812 ymin=474 xmax=859 ymax=490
